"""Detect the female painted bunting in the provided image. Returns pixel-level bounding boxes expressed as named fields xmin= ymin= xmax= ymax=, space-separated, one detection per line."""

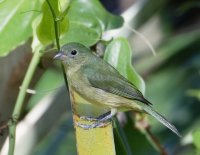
xmin=54 ymin=42 xmax=181 ymax=137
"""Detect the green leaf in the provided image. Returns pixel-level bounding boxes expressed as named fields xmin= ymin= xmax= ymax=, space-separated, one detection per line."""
xmin=114 ymin=117 xmax=133 ymax=155
xmin=193 ymin=130 xmax=200 ymax=151
xmin=0 ymin=0 xmax=40 ymax=56
xmin=67 ymin=0 xmax=124 ymax=31
xmin=31 ymin=14 xmax=44 ymax=53
xmin=36 ymin=0 xmax=69 ymax=45
xmin=104 ymin=37 xmax=145 ymax=94
xmin=187 ymin=89 xmax=200 ymax=101
xmin=60 ymin=0 xmax=124 ymax=47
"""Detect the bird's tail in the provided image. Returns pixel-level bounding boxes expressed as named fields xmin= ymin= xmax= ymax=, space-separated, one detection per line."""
xmin=142 ymin=104 xmax=181 ymax=137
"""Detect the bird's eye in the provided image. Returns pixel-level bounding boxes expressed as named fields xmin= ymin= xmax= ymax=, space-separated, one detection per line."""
xmin=71 ymin=50 xmax=77 ymax=55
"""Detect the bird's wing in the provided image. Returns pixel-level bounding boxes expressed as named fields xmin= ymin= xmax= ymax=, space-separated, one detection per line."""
xmin=81 ymin=62 xmax=151 ymax=106
xmin=81 ymin=61 xmax=182 ymax=137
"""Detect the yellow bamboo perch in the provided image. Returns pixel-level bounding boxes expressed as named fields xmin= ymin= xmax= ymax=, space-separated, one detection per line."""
xmin=69 ymin=88 xmax=116 ymax=155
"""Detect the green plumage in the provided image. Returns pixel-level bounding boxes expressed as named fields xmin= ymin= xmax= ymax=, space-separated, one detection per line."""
xmin=55 ymin=42 xmax=181 ymax=137
xmin=81 ymin=63 xmax=152 ymax=106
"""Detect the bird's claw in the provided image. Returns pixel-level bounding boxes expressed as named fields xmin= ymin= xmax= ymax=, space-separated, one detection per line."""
xmin=80 ymin=116 xmax=98 ymax=121
xmin=75 ymin=121 xmax=111 ymax=129
xmin=79 ymin=111 xmax=112 ymax=122
xmin=76 ymin=110 xmax=116 ymax=129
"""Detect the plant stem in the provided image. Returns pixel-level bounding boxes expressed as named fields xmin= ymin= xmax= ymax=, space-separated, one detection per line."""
xmin=133 ymin=112 xmax=167 ymax=155
xmin=46 ymin=0 xmax=60 ymax=50
xmin=8 ymin=50 xmax=42 ymax=155
xmin=145 ymin=127 xmax=168 ymax=155
xmin=46 ymin=0 xmax=68 ymax=86
xmin=8 ymin=1 xmax=66 ymax=155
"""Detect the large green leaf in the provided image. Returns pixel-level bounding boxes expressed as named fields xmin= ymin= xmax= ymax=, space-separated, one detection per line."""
xmin=0 ymin=0 xmax=40 ymax=56
xmin=193 ymin=130 xmax=200 ymax=153
xmin=104 ymin=37 xmax=145 ymax=94
xmin=36 ymin=0 xmax=69 ymax=45
xmin=187 ymin=89 xmax=200 ymax=101
xmin=60 ymin=0 xmax=124 ymax=47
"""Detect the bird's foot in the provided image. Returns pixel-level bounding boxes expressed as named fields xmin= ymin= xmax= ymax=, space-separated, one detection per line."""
xmin=80 ymin=111 xmax=111 ymax=122
xmin=75 ymin=121 xmax=111 ymax=129
xmin=76 ymin=109 xmax=117 ymax=129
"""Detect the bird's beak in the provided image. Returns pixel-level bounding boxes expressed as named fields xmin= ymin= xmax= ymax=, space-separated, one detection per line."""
xmin=53 ymin=52 xmax=67 ymax=61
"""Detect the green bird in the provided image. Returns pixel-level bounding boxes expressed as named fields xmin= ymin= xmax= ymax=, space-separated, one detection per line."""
xmin=54 ymin=42 xmax=181 ymax=137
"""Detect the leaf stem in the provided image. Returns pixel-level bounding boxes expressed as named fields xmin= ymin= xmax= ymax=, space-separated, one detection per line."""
xmin=145 ymin=127 xmax=168 ymax=155
xmin=46 ymin=0 xmax=68 ymax=85
xmin=46 ymin=0 xmax=60 ymax=50
xmin=8 ymin=50 xmax=42 ymax=155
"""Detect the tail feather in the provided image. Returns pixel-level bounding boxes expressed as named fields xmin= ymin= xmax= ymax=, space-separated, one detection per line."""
xmin=142 ymin=105 xmax=182 ymax=137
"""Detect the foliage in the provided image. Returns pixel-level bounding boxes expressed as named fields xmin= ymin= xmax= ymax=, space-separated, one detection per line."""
xmin=60 ymin=0 xmax=124 ymax=46
xmin=104 ymin=37 xmax=145 ymax=94
xmin=0 ymin=0 xmax=40 ymax=56
xmin=0 ymin=0 xmax=200 ymax=155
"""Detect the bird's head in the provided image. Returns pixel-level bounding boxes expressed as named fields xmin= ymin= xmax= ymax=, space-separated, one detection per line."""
xmin=54 ymin=42 xmax=92 ymax=68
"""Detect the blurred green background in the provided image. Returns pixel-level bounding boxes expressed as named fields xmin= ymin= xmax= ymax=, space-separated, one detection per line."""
xmin=0 ymin=0 xmax=200 ymax=155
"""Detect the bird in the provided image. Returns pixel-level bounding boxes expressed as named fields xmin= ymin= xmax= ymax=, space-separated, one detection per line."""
xmin=54 ymin=42 xmax=181 ymax=137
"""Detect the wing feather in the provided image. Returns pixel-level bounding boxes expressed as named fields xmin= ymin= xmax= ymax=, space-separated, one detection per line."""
xmin=81 ymin=62 xmax=151 ymax=106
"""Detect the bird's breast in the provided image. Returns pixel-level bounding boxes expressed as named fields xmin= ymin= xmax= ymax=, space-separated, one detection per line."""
xmin=67 ymin=71 xmax=142 ymax=112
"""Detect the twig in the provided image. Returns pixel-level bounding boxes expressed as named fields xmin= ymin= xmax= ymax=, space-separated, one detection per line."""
xmin=145 ymin=127 xmax=168 ymax=155
xmin=8 ymin=50 xmax=42 ymax=155
xmin=134 ymin=112 xmax=168 ymax=155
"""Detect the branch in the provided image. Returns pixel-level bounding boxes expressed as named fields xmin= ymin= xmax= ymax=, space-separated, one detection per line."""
xmin=134 ymin=112 xmax=168 ymax=155
xmin=145 ymin=127 xmax=168 ymax=155
xmin=8 ymin=50 xmax=42 ymax=155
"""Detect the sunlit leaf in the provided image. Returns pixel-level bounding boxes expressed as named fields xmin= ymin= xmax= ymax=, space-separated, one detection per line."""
xmin=193 ymin=130 xmax=200 ymax=151
xmin=60 ymin=0 xmax=124 ymax=47
xmin=104 ymin=37 xmax=145 ymax=94
xmin=36 ymin=0 xmax=69 ymax=45
xmin=0 ymin=0 xmax=40 ymax=56
xmin=32 ymin=15 xmax=44 ymax=53
xmin=187 ymin=89 xmax=200 ymax=101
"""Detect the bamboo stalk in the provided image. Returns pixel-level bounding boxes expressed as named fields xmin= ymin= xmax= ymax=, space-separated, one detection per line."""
xmin=69 ymin=89 xmax=116 ymax=155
